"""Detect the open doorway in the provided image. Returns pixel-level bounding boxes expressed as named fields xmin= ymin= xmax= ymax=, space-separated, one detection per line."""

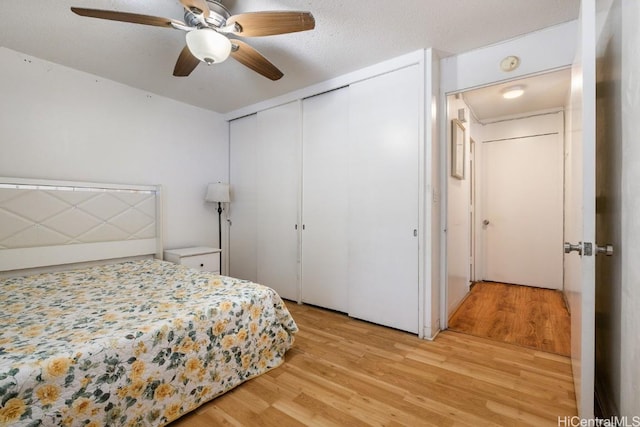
xmin=445 ymin=68 xmax=572 ymax=355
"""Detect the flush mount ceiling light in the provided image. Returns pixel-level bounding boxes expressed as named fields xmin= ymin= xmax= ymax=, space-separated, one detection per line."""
xmin=502 ymin=85 xmax=525 ymax=99
xmin=186 ymin=28 xmax=232 ymax=65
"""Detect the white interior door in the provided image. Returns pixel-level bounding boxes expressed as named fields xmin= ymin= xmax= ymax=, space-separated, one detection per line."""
xmin=301 ymin=88 xmax=349 ymax=312
xmin=564 ymin=0 xmax=596 ymax=418
xmin=347 ymin=65 xmax=420 ymax=333
xmin=481 ymin=115 xmax=564 ymax=290
xmin=228 ymin=114 xmax=258 ymax=282
xmin=255 ymin=102 xmax=301 ymax=301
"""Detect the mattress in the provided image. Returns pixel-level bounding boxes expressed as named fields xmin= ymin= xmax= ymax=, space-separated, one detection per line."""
xmin=0 ymin=259 xmax=297 ymax=426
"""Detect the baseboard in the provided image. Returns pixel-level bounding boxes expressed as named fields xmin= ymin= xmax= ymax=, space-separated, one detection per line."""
xmin=422 ymin=321 xmax=441 ymax=341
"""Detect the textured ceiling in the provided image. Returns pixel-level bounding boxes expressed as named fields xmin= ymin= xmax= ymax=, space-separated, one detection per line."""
xmin=0 ymin=0 xmax=580 ymax=113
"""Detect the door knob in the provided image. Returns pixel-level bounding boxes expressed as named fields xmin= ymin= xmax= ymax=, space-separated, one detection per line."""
xmin=596 ymin=244 xmax=614 ymax=256
xmin=565 ymin=242 xmax=613 ymax=256
xmin=564 ymin=242 xmax=582 ymax=255
xmin=483 ymin=219 xmax=490 ymax=226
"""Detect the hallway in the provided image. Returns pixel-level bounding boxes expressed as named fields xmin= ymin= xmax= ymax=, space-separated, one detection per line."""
xmin=448 ymin=282 xmax=571 ymax=356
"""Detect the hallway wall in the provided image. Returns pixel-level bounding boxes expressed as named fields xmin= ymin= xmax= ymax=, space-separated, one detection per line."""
xmin=446 ymin=95 xmax=473 ymax=313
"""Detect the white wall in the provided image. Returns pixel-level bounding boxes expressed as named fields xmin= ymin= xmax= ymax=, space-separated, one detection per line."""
xmin=445 ymin=95 xmax=473 ymax=313
xmin=0 ymin=47 xmax=228 ymax=252
xmin=440 ymin=21 xmax=577 ymax=95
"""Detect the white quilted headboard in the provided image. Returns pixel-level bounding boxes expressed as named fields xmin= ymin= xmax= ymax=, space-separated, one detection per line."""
xmin=0 ymin=177 xmax=163 ymax=272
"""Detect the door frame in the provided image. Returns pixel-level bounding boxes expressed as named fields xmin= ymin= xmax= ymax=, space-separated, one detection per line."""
xmin=469 ymin=137 xmax=476 ymax=283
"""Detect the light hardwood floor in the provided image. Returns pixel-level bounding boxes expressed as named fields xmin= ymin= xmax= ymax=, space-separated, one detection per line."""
xmin=448 ymin=282 xmax=571 ymax=356
xmin=170 ymin=301 xmax=576 ymax=426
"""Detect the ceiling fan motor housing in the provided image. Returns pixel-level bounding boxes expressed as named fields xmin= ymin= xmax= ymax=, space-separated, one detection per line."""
xmin=184 ymin=0 xmax=231 ymax=28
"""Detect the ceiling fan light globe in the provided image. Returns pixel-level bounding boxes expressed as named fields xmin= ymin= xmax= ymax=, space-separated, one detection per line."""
xmin=186 ymin=28 xmax=231 ymax=64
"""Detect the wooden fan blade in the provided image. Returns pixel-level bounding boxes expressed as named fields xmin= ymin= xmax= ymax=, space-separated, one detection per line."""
xmin=227 ymin=11 xmax=315 ymax=37
xmin=179 ymin=0 xmax=210 ymax=18
xmin=173 ymin=46 xmax=201 ymax=77
xmin=71 ymin=7 xmax=184 ymax=28
xmin=230 ymin=40 xmax=283 ymax=80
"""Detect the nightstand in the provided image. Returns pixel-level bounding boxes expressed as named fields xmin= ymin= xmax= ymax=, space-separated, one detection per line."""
xmin=163 ymin=247 xmax=221 ymax=274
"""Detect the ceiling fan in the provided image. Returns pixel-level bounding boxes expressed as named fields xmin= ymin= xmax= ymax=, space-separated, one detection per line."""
xmin=70 ymin=0 xmax=315 ymax=80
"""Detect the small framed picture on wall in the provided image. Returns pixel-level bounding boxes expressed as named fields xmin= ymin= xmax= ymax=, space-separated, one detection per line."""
xmin=451 ymin=119 xmax=466 ymax=180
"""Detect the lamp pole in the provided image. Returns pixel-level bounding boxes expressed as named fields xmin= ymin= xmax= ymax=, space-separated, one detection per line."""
xmin=217 ymin=201 xmax=223 ymax=273
xmin=205 ymin=182 xmax=230 ymax=275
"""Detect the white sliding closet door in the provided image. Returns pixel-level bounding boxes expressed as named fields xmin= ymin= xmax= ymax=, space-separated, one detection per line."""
xmin=301 ymin=88 xmax=349 ymax=312
xmin=229 ymin=114 xmax=258 ymax=282
xmin=255 ymin=102 xmax=301 ymax=300
xmin=348 ymin=65 xmax=420 ymax=333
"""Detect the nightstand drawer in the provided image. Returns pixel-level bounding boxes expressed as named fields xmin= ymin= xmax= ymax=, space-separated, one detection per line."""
xmin=180 ymin=253 xmax=219 ymax=272
xmin=163 ymin=247 xmax=221 ymax=274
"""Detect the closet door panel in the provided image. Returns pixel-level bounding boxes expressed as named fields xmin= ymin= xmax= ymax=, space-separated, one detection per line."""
xmin=348 ymin=65 xmax=420 ymax=333
xmin=229 ymin=114 xmax=258 ymax=282
xmin=256 ymin=102 xmax=301 ymax=300
xmin=301 ymin=88 xmax=349 ymax=312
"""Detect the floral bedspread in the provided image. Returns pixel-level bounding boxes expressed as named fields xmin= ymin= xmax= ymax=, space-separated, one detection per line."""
xmin=0 ymin=259 xmax=297 ymax=426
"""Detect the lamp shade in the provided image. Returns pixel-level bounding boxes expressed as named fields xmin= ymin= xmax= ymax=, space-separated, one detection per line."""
xmin=186 ymin=29 xmax=232 ymax=65
xmin=205 ymin=182 xmax=230 ymax=203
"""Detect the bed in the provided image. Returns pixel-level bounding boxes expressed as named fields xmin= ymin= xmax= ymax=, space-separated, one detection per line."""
xmin=0 ymin=178 xmax=298 ymax=426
